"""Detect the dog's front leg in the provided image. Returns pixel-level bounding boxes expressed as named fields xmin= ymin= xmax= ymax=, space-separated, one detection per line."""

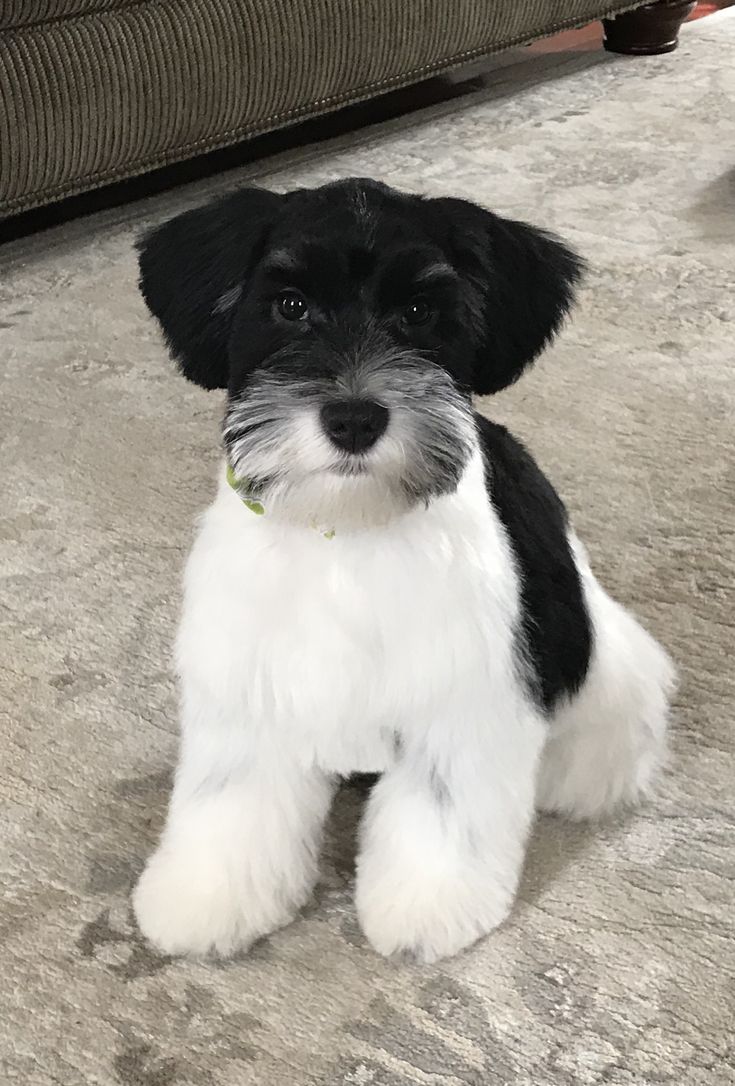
xmin=133 ymin=696 xmax=334 ymax=958
xmin=355 ymin=690 xmax=545 ymax=963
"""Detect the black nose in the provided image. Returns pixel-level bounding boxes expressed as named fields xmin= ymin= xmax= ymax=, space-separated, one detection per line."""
xmin=320 ymin=399 xmax=389 ymax=454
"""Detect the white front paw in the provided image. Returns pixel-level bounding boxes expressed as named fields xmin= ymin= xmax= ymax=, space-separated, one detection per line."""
xmin=355 ymin=859 xmax=514 ymax=964
xmin=133 ymin=844 xmax=297 ymax=958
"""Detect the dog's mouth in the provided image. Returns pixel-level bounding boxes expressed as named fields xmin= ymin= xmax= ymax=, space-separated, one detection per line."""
xmin=334 ymin=457 xmax=370 ymax=477
xmin=223 ymin=366 xmax=476 ymax=525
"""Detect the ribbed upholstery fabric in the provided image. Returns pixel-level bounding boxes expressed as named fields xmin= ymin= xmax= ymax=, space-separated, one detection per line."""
xmin=0 ymin=1 xmax=132 ymax=32
xmin=0 ymin=0 xmax=642 ymax=217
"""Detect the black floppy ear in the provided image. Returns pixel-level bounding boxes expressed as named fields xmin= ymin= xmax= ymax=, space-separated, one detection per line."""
xmin=137 ymin=187 xmax=285 ymax=389
xmin=432 ymin=198 xmax=584 ymax=395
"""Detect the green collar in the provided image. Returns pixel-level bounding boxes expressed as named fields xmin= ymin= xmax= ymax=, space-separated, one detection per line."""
xmin=226 ymin=464 xmax=335 ymax=539
xmin=226 ymin=464 xmax=266 ymax=515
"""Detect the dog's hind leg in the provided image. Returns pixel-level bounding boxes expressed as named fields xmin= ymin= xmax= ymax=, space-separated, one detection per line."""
xmin=536 ymin=552 xmax=676 ymax=821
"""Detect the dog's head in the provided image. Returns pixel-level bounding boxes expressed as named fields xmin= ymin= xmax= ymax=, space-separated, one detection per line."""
xmin=138 ymin=178 xmax=582 ymax=522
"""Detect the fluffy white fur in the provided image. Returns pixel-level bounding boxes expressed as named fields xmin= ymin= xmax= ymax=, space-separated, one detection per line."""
xmin=134 ymin=450 xmax=675 ymax=963
xmin=535 ymin=535 xmax=675 ymax=820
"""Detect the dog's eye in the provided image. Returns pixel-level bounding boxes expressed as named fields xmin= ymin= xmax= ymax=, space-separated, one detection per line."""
xmin=403 ymin=299 xmax=433 ymax=327
xmin=276 ymin=290 xmax=309 ymax=322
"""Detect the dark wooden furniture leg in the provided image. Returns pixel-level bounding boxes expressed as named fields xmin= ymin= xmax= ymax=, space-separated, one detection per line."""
xmin=602 ymin=1 xmax=696 ymax=54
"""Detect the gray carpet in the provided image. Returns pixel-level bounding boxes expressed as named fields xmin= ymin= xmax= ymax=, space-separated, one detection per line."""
xmin=2 ymin=13 xmax=734 ymax=1085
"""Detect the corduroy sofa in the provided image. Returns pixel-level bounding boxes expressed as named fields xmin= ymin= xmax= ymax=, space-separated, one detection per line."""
xmin=0 ymin=1 xmax=693 ymax=220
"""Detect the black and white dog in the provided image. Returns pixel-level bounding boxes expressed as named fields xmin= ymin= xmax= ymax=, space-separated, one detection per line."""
xmin=133 ymin=178 xmax=675 ymax=963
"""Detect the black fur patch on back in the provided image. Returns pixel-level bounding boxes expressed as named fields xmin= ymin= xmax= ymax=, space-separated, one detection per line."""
xmin=476 ymin=414 xmax=593 ymax=712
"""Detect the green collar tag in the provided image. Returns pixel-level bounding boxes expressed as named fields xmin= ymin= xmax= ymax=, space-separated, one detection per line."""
xmin=226 ymin=464 xmax=335 ymax=539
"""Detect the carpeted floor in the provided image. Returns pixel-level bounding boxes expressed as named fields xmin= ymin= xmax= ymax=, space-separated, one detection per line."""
xmin=2 ymin=13 xmax=734 ymax=1086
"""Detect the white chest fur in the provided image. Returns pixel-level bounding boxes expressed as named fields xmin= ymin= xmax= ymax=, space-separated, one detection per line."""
xmin=176 ymin=452 xmax=522 ymax=774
